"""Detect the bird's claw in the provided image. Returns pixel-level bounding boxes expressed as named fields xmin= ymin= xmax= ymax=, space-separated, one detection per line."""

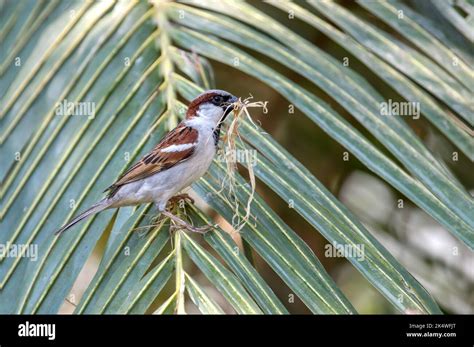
xmin=167 ymin=194 xmax=195 ymax=208
xmin=169 ymin=222 xmax=214 ymax=234
xmin=161 ymin=209 xmax=214 ymax=235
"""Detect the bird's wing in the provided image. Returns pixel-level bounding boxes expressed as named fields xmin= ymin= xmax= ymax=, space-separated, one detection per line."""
xmin=106 ymin=122 xmax=198 ymax=196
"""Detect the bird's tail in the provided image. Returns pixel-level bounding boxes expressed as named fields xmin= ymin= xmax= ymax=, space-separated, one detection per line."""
xmin=55 ymin=199 xmax=109 ymax=235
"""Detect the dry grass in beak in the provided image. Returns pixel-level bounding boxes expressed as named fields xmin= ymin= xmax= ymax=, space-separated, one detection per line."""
xmin=219 ymin=95 xmax=268 ymax=232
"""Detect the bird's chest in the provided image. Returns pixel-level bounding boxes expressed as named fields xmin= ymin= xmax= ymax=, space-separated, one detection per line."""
xmin=184 ymin=127 xmax=217 ymax=183
xmin=148 ymin=126 xmax=216 ymax=195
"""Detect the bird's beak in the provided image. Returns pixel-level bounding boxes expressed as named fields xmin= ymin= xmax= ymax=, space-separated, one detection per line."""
xmin=221 ymin=95 xmax=238 ymax=121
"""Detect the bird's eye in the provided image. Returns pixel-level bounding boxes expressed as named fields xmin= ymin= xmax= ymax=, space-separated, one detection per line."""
xmin=212 ymin=95 xmax=224 ymax=105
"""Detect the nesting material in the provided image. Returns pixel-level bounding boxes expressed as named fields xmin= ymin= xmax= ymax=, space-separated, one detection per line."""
xmin=220 ymin=95 xmax=268 ymax=232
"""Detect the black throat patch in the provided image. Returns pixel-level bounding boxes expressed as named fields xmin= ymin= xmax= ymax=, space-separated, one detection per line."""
xmin=213 ymin=124 xmax=222 ymax=146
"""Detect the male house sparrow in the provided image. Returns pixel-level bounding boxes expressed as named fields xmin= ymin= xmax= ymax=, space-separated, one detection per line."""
xmin=55 ymin=90 xmax=238 ymax=235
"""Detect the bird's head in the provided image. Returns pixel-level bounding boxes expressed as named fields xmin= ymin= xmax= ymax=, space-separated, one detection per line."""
xmin=186 ymin=89 xmax=238 ymax=125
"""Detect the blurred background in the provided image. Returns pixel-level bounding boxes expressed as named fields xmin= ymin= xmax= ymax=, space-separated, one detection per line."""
xmin=58 ymin=0 xmax=473 ymax=314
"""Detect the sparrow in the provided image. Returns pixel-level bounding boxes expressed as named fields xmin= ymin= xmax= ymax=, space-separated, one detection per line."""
xmin=55 ymin=89 xmax=238 ymax=235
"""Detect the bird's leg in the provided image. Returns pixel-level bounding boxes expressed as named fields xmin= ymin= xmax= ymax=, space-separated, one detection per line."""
xmin=167 ymin=193 xmax=194 ymax=209
xmin=161 ymin=210 xmax=212 ymax=234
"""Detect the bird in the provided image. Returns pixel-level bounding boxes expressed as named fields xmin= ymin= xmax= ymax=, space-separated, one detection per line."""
xmin=55 ymin=89 xmax=238 ymax=235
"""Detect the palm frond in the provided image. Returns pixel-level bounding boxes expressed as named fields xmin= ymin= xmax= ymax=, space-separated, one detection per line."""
xmin=1 ymin=0 xmax=471 ymax=315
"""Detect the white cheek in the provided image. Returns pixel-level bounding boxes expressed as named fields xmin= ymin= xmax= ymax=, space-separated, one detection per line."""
xmin=197 ymin=104 xmax=224 ymax=124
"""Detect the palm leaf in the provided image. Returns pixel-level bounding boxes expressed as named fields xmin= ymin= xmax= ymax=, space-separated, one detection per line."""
xmin=176 ymin=78 xmax=440 ymax=313
xmin=1 ymin=0 xmax=470 ymax=314
xmin=185 ymin=273 xmax=225 ymax=314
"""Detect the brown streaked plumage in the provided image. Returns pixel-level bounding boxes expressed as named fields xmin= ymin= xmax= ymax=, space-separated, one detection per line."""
xmin=105 ymin=124 xmax=198 ymax=197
